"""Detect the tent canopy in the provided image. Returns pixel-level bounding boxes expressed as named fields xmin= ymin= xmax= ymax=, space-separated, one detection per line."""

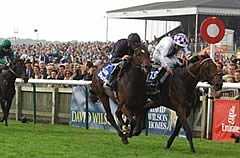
xmin=107 ymin=0 xmax=240 ymax=20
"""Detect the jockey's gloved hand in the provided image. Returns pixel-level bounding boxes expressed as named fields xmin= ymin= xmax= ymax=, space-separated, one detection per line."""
xmin=6 ymin=63 xmax=10 ymax=67
xmin=122 ymin=55 xmax=130 ymax=61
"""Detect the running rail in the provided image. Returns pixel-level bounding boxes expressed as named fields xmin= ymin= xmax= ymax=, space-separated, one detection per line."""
xmin=16 ymin=78 xmax=240 ymax=89
xmin=15 ymin=79 xmax=240 ymax=136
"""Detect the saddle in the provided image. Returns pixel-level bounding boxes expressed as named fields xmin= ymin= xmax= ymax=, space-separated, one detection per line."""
xmin=146 ymin=65 xmax=168 ymax=95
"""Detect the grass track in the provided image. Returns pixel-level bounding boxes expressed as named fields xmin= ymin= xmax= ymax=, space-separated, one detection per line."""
xmin=0 ymin=121 xmax=239 ymax=158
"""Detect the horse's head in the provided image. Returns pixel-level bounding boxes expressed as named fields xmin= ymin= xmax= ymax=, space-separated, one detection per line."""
xmin=10 ymin=58 xmax=29 ymax=83
xmin=132 ymin=45 xmax=151 ymax=74
xmin=198 ymin=54 xmax=223 ymax=92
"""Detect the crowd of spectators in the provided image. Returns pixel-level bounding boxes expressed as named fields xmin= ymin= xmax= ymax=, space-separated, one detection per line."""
xmin=13 ymin=41 xmax=113 ymax=81
xmin=9 ymin=40 xmax=240 ymax=83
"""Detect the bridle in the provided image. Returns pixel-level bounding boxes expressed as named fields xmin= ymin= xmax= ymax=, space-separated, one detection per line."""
xmin=186 ymin=57 xmax=213 ymax=79
xmin=132 ymin=47 xmax=150 ymax=72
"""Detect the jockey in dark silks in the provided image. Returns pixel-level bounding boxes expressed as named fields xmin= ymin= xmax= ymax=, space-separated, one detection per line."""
xmin=0 ymin=40 xmax=15 ymax=73
xmin=104 ymin=33 xmax=141 ymax=88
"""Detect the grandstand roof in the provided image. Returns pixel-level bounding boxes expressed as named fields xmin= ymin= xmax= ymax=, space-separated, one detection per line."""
xmin=107 ymin=0 xmax=240 ymax=19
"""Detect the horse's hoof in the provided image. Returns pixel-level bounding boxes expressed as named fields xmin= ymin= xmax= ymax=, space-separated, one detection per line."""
xmin=0 ymin=119 xmax=4 ymax=123
xmin=122 ymin=138 xmax=129 ymax=144
xmin=121 ymin=134 xmax=129 ymax=144
xmin=132 ymin=129 xmax=141 ymax=136
xmin=165 ymin=145 xmax=170 ymax=149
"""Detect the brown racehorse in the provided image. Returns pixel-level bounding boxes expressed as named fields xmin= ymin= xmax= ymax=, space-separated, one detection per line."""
xmin=0 ymin=58 xmax=28 ymax=126
xmin=90 ymin=45 xmax=151 ymax=144
xmin=145 ymin=54 xmax=223 ymax=152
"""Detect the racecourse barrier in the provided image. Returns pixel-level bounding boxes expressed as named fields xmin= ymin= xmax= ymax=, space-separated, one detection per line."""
xmin=9 ymin=79 xmax=240 ymax=137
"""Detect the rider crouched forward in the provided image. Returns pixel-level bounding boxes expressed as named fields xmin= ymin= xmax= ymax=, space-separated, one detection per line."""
xmin=104 ymin=33 xmax=142 ymax=88
xmin=145 ymin=33 xmax=192 ymax=95
xmin=0 ymin=40 xmax=14 ymax=73
xmin=153 ymin=33 xmax=192 ymax=76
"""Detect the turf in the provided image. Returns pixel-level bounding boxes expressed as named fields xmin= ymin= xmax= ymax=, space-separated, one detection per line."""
xmin=0 ymin=121 xmax=239 ymax=158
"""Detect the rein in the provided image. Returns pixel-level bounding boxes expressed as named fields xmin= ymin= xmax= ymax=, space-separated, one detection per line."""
xmin=8 ymin=67 xmax=20 ymax=78
xmin=186 ymin=57 xmax=212 ymax=79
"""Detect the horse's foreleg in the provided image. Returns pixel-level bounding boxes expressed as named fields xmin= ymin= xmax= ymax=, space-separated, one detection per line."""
xmin=100 ymin=97 xmax=128 ymax=144
xmin=132 ymin=110 xmax=144 ymax=136
xmin=121 ymin=105 xmax=134 ymax=137
xmin=166 ymin=117 xmax=181 ymax=149
xmin=115 ymin=106 xmax=125 ymax=129
xmin=0 ymin=100 xmax=6 ymax=123
xmin=4 ymin=100 xmax=12 ymax=126
xmin=178 ymin=111 xmax=196 ymax=153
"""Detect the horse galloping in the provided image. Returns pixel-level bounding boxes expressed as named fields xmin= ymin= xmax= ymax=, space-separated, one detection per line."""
xmin=0 ymin=58 xmax=28 ymax=126
xmin=145 ymin=54 xmax=223 ymax=152
xmin=90 ymin=45 xmax=151 ymax=144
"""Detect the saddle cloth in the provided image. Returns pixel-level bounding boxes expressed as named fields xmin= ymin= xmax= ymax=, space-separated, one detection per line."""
xmin=146 ymin=65 xmax=168 ymax=95
xmin=97 ymin=63 xmax=118 ymax=82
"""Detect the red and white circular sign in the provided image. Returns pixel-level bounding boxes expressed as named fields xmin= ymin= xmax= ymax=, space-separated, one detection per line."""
xmin=200 ymin=17 xmax=225 ymax=44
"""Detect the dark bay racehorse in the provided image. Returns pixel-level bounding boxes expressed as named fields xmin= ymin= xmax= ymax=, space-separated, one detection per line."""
xmin=145 ymin=54 xmax=223 ymax=152
xmin=90 ymin=45 xmax=151 ymax=144
xmin=0 ymin=58 xmax=28 ymax=126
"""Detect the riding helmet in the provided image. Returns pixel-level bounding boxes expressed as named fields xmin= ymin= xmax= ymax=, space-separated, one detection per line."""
xmin=173 ymin=33 xmax=188 ymax=48
xmin=127 ymin=33 xmax=141 ymax=48
xmin=1 ymin=39 xmax=11 ymax=49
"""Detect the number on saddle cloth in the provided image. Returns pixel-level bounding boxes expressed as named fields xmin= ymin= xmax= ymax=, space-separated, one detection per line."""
xmin=146 ymin=66 xmax=167 ymax=95
xmin=97 ymin=63 xmax=117 ymax=82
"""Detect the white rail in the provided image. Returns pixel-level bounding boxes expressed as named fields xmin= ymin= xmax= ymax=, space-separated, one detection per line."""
xmin=16 ymin=78 xmax=240 ymax=89
xmin=16 ymin=78 xmax=92 ymax=85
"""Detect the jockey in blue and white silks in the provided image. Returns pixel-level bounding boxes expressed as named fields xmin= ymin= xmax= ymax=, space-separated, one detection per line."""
xmin=153 ymin=33 xmax=192 ymax=72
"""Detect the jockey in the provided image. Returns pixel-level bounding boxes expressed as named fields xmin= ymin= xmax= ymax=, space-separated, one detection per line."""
xmin=104 ymin=33 xmax=141 ymax=88
xmin=153 ymin=33 xmax=192 ymax=74
xmin=0 ymin=39 xmax=14 ymax=73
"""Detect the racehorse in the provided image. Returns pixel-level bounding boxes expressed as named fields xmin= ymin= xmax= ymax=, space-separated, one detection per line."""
xmin=90 ymin=45 xmax=151 ymax=144
xmin=145 ymin=54 xmax=223 ymax=152
xmin=0 ymin=58 xmax=28 ymax=126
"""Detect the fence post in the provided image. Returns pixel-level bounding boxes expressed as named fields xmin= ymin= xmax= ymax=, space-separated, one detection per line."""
xmin=15 ymin=85 xmax=22 ymax=121
xmin=145 ymin=110 xmax=149 ymax=136
xmin=201 ymin=95 xmax=207 ymax=138
xmin=85 ymin=85 xmax=89 ymax=129
xmin=32 ymin=83 xmax=37 ymax=124
xmin=51 ymin=87 xmax=57 ymax=125
xmin=206 ymin=88 xmax=213 ymax=139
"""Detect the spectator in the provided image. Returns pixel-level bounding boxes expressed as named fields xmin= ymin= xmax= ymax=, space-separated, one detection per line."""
xmin=39 ymin=61 xmax=47 ymax=79
xmin=32 ymin=65 xmax=43 ymax=79
xmin=234 ymin=69 xmax=240 ymax=82
xmin=49 ymin=70 xmax=58 ymax=80
xmin=71 ymin=64 xmax=84 ymax=80
xmin=25 ymin=59 xmax=33 ymax=78
xmin=56 ymin=65 xmax=65 ymax=80
xmin=46 ymin=65 xmax=54 ymax=79
xmin=64 ymin=70 xmax=73 ymax=80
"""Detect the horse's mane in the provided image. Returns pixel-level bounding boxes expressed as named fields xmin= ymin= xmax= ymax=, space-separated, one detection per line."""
xmin=173 ymin=54 xmax=211 ymax=78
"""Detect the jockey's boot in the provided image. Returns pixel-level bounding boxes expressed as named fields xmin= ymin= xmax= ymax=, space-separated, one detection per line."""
xmin=104 ymin=65 xmax=120 ymax=88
